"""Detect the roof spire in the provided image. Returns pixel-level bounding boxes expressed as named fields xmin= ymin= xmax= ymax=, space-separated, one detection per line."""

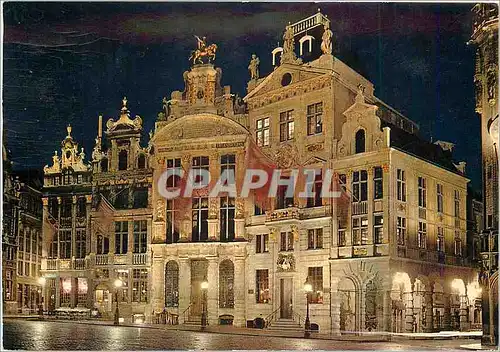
xmin=122 ymin=96 xmax=128 ymax=112
xmin=66 ymin=124 xmax=72 ymax=137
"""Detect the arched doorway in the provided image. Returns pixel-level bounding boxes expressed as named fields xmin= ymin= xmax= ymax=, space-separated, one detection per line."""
xmin=391 ymin=272 xmax=411 ymax=333
xmin=339 ymin=277 xmax=357 ymax=333
xmin=219 ymin=260 xmax=234 ymax=309
xmin=190 ymin=259 xmax=208 ymax=319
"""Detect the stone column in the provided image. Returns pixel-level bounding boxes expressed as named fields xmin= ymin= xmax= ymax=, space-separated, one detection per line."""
xmin=330 ymin=277 xmax=341 ymax=335
xmin=207 ymin=258 xmax=218 ymax=326
xmin=208 ymin=198 xmax=218 ymax=241
xmin=234 ymin=198 xmax=246 ymax=241
xmin=383 ymin=285 xmax=392 ymax=332
xmin=85 ymin=195 xmax=92 ymax=256
xmin=42 ymin=198 xmax=49 ymax=259
xmin=55 ymin=276 xmax=61 ymax=308
xmin=345 ymin=170 xmax=353 ymax=247
xmin=404 ymin=289 xmax=414 ymax=332
xmin=179 ymin=155 xmax=192 ymax=243
xmin=443 ymin=293 xmax=451 ymax=330
xmin=425 ymin=290 xmax=434 ymax=332
xmin=178 ymin=259 xmax=191 ymax=320
xmin=151 ymin=257 xmax=165 ymax=313
xmin=72 ymin=196 xmax=77 ymax=259
xmin=459 ymin=294 xmax=469 ymax=331
xmin=233 ymin=256 xmax=246 ymax=327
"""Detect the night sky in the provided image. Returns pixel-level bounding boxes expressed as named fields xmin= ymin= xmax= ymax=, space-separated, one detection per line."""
xmin=3 ymin=3 xmax=481 ymax=189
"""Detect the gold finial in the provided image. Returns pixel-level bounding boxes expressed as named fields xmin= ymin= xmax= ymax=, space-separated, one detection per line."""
xmin=67 ymin=124 xmax=72 ymax=137
xmin=122 ymin=97 xmax=128 ymax=110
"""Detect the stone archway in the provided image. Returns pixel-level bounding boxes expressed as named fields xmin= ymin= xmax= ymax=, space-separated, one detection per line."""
xmin=339 ymin=277 xmax=358 ymax=333
xmin=391 ymin=272 xmax=411 ymax=333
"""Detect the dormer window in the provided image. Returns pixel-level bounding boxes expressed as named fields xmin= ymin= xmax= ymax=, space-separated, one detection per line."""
xmin=118 ymin=150 xmax=128 ymax=171
xmin=355 ymin=129 xmax=366 ymax=154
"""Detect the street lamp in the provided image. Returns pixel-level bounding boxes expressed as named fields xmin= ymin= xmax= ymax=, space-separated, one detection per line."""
xmin=201 ymin=279 xmax=209 ymax=330
xmin=304 ymin=277 xmax=313 ymax=338
xmin=114 ymin=279 xmax=123 ymax=326
xmin=38 ymin=277 xmax=46 ymax=317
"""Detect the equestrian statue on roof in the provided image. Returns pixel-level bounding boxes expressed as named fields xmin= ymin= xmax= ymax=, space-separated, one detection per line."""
xmin=190 ymin=35 xmax=217 ymax=64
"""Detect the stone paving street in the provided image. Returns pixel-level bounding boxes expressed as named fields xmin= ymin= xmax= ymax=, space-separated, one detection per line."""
xmin=2 ymin=319 xmax=488 ymax=351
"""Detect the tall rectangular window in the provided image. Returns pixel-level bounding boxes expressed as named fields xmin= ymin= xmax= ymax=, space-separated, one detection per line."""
xmin=116 ymin=270 xmax=129 ymax=302
xmin=306 ymin=170 xmax=322 ymax=208
xmin=418 ymin=177 xmax=427 ymax=208
xmin=437 ymin=227 xmax=444 ymax=252
xmin=133 ymin=220 xmax=147 ymax=253
xmin=374 ymin=215 xmax=384 ymax=244
xmin=308 ymin=267 xmax=323 ymax=304
xmin=75 ymin=229 xmax=86 ymax=259
xmin=397 ymin=169 xmax=406 ymax=202
xmin=454 ymin=233 xmax=462 ymax=256
xmin=352 ymin=217 xmax=368 ymax=245
xmin=59 ymin=230 xmax=71 ymax=259
xmin=192 ymin=156 xmax=209 ymax=184
xmin=256 ymin=234 xmax=269 ymax=253
xmin=307 ymin=228 xmax=323 ymax=249
xmin=166 ymin=158 xmax=181 ymax=187
xmin=276 ymin=176 xmax=294 ymax=209
xmin=192 ymin=197 xmax=208 ymax=242
xmin=454 ymin=190 xmax=460 ymax=218
xmin=418 ymin=221 xmax=427 ymax=249
xmin=352 ymin=170 xmax=368 ymax=202
xmin=220 ymin=154 xmax=236 ymax=175
xmin=437 ymin=184 xmax=444 ymax=213
xmin=307 ymin=102 xmax=323 ymax=135
xmin=220 ymin=196 xmax=235 ymax=242
xmin=338 ymin=229 xmax=346 ymax=247
xmin=279 ymin=110 xmax=294 ymax=141
xmin=373 ymin=167 xmax=383 ymax=200
xmin=132 ymin=269 xmax=148 ymax=303
xmin=256 ymin=270 xmax=270 ymax=303
xmin=397 ymin=217 xmax=406 ymax=245
xmin=166 ymin=200 xmax=179 ymax=244
xmin=115 ymin=221 xmax=128 ymax=254
xmin=256 ymin=117 xmax=270 ymax=147
xmin=280 ymin=232 xmax=294 ymax=251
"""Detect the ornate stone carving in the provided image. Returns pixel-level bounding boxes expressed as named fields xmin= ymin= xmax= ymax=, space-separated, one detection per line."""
xmin=156 ymin=199 xmax=165 ymax=221
xmin=306 ymin=143 xmax=324 ymax=152
xmin=291 ymin=224 xmax=299 ymax=242
xmin=235 ymin=198 xmax=245 ymax=219
xmin=487 ymin=69 xmax=497 ymax=103
xmin=277 ymin=253 xmax=295 ymax=272
xmin=208 ymin=198 xmax=218 ymax=219
xmin=269 ymin=227 xmax=278 ymax=242
xmin=274 ymin=143 xmax=299 ymax=168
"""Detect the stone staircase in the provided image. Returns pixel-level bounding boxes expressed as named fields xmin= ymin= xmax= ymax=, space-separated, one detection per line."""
xmin=267 ymin=318 xmax=302 ymax=332
xmin=182 ymin=315 xmax=202 ymax=326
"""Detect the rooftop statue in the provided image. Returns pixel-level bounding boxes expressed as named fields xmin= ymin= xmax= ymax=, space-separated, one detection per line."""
xmin=190 ymin=35 xmax=217 ymax=64
xmin=321 ymin=21 xmax=333 ymax=55
xmin=248 ymin=54 xmax=260 ymax=80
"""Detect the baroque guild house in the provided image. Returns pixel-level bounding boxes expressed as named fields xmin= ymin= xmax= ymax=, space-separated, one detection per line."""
xmin=39 ymin=11 xmax=481 ymax=334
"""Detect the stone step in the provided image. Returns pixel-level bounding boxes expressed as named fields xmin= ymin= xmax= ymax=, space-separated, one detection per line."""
xmin=268 ymin=319 xmax=302 ymax=331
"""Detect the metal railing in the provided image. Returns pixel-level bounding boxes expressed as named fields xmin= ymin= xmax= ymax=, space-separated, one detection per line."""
xmin=352 ymin=201 xmax=368 ymax=215
xmin=291 ymin=308 xmax=303 ymax=327
xmin=264 ymin=306 xmax=281 ymax=328
xmin=95 ymin=254 xmax=109 ymax=265
xmin=181 ymin=303 xmax=194 ymax=324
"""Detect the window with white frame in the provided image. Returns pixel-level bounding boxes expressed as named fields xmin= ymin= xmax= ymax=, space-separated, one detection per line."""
xmin=352 ymin=216 xmax=368 ymax=245
xmin=132 ymin=269 xmax=148 ymax=303
xmin=166 ymin=199 xmax=179 ymax=244
xmin=192 ymin=197 xmax=209 ymax=242
xmin=397 ymin=169 xmax=406 ymax=202
xmin=115 ymin=221 xmax=128 ymax=254
xmin=418 ymin=177 xmax=427 ymax=208
xmin=307 ymin=228 xmax=323 ymax=249
xmin=220 ymin=196 xmax=235 ymax=242
xmin=418 ymin=221 xmax=427 ymax=249
xmin=166 ymin=158 xmax=181 ymax=188
xmin=280 ymin=231 xmax=294 ymax=251
xmin=133 ymin=220 xmax=147 ymax=253
xmin=279 ymin=110 xmax=294 ymax=141
xmin=307 ymin=102 xmax=323 ymax=135
xmin=374 ymin=215 xmax=383 ymax=244
xmin=437 ymin=184 xmax=444 ymax=213
xmin=373 ymin=167 xmax=383 ymax=200
xmin=352 ymin=170 xmax=368 ymax=202
xmin=256 ymin=117 xmax=270 ymax=147
xmin=397 ymin=217 xmax=406 ymax=245
xmin=437 ymin=227 xmax=444 ymax=252
xmin=308 ymin=267 xmax=323 ymax=304
xmin=256 ymin=234 xmax=269 ymax=253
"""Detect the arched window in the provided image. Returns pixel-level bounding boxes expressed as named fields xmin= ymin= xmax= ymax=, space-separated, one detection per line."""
xmin=137 ymin=154 xmax=146 ymax=169
xmin=355 ymin=129 xmax=366 ymax=154
xmin=219 ymin=260 xmax=234 ymax=308
xmin=165 ymin=261 xmax=179 ymax=307
xmin=118 ymin=150 xmax=128 ymax=171
xmin=101 ymin=158 xmax=108 ymax=172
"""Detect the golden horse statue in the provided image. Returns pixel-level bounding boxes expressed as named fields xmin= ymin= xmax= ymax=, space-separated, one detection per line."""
xmin=190 ymin=43 xmax=217 ymax=64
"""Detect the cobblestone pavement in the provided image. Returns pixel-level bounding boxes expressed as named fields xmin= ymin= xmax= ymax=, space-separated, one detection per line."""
xmin=2 ymin=319 xmax=480 ymax=350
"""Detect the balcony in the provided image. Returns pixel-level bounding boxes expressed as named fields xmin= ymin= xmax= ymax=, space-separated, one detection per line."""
xmin=95 ymin=254 xmax=109 ymax=265
xmin=133 ymin=253 xmax=147 ymax=265
xmin=266 ymin=207 xmax=300 ymax=222
xmin=44 ymin=258 xmax=88 ymax=271
xmin=352 ymin=201 xmax=367 ymax=215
